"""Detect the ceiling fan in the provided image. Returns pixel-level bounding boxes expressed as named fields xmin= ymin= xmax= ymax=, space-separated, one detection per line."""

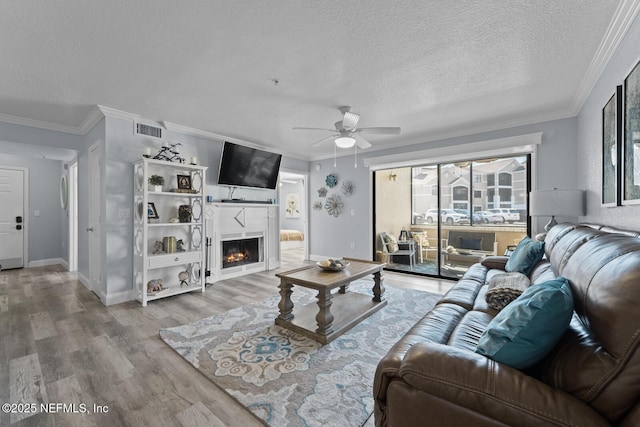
xmin=293 ymin=106 xmax=401 ymax=150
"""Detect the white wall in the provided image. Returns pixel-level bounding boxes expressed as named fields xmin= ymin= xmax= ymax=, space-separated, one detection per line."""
xmin=577 ymin=13 xmax=640 ymax=229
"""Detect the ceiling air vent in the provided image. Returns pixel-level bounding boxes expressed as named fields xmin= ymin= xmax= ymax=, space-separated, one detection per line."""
xmin=135 ymin=122 xmax=163 ymax=139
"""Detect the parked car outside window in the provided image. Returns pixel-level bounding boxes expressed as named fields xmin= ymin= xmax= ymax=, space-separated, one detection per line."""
xmin=454 ymin=209 xmax=481 ymax=223
xmin=477 ymin=211 xmax=505 ymax=224
xmin=487 ymin=208 xmax=518 ymax=223
xmin=425 ymin=209 xmax=468 ymax=225
xmin=508 ymin=209 xmax=524 ymax=222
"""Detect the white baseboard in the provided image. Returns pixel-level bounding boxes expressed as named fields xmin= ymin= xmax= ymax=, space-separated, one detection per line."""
xmin=28 ymin=258 xmax=66 ymax=268
xmin=104 ymin=289 xmax=135 ymax=306
xmin=77 ymin=272 xmax=92 ymax=289
xmin=75 ymin=272 xmax=134 ymax=306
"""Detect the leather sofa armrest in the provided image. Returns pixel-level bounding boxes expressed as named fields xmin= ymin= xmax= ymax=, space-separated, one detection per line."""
xmin=397 ymin=342 xmax=609 ymax=426
xmin=481 ymin=255 xmax=509 ymax=270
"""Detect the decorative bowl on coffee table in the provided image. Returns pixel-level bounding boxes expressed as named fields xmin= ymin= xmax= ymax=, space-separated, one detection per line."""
xmin=316 ymin=260 xmax=350 ymax=272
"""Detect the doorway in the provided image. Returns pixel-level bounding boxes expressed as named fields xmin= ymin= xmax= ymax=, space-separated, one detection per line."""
xmin=0 ymin=167 xmax=27 ymax=269
xmin=278 ymin=171 xmax=308 ymax=265
xmin=374 ymin=155 xmax=530 ymax=279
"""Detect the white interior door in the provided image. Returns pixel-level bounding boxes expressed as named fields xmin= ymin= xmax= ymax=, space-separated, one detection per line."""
xmin=0 ymin=168 xmax=25 ymax=269
xmin=88 ymin=143 xmax=102 ymax=290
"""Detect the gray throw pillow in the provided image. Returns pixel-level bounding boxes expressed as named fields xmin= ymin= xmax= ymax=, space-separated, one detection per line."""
xmin=485 ymin=272 xmax=530 ymax=310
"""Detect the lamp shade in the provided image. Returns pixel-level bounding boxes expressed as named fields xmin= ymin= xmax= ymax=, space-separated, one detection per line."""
xmin=530 ymin=189 xmax=585 ymax=217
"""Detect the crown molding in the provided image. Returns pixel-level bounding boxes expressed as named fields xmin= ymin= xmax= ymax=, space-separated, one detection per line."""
xmin=96 ymin=105 xmax=141 ymax=122
xmin=77 ymin=105 xmax=106 ymax=134
xmin=162 ymin=120 xmax=303 ymax=159
xmin=363 ymin=132 xmax=543 ymax=170
xmin=162 ymin=120 xmax=224 ymax=143
xmin=307 ymin=107 xmax=572 ymax=162
xmin=0 ymin=112 xmax=84 ymax=135
xmin=570 ymin=0 xmax=640 ymax=113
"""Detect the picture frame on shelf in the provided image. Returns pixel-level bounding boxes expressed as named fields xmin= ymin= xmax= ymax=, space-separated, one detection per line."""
xmin=147 ymin=202 xmax=159 ymax=219
xmin=177 ymin=174 xmax=192 ymax=190
xmin=623 ymin=60 xmax=640 ymax=204
xmin=602 ymin=86 xmax=622 ymax=207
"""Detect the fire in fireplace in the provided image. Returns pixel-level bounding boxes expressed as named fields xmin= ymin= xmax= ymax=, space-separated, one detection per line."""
xmin=222 ymin=237 xmax=262 ymax=269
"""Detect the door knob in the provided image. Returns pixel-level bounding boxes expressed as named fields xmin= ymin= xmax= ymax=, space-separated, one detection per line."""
xmin=16 ymin=224 xmax=22 ymax=230
xmin=86 ymin=227 xmax=94 ymax=232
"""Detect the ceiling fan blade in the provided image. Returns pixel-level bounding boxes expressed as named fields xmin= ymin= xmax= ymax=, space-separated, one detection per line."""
xmin=357 ymin=127 xmax=401 ymax=135
xmin=342 ymin=111 xmax=360 ymax=130
xmin=311 ymin=134 xmax=339 ymax=146
xmin=353 ymin=133 xmax=372 ymax=149
xmin=293 ymin=127 xmax=336 ymax=132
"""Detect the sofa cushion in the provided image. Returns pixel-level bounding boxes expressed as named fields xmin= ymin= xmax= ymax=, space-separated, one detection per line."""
xmin=475 ymin=277 xmax=573 ymax=369
xmin=485 ymin=272 xmax=530 ymax=310
xmin=505 ymin=236 xmax=545 ymax=275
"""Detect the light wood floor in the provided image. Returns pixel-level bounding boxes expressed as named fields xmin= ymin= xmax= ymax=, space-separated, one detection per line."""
xmin=0 ymin=249 xmax=453 ymax=427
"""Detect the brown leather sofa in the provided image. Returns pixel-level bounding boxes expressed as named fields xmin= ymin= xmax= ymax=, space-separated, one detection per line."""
xmin=374 ymin=223 xmax=640 ymax=426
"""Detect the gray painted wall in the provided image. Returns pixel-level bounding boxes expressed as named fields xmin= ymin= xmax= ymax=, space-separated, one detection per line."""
xmin=103 ymin=116 xmax=306 ymax=301
xmin=308 ymin=117 xmax=579 ymax=260
xmin=0 ymin=121 xmax=83 ymax=150
xmin=3 ymin=12 xmax=640 ymax=300
xmin=578 ymin=13 xmax=640 ymax=229
xmin=0 ymin=153 xmax=64 ymax=263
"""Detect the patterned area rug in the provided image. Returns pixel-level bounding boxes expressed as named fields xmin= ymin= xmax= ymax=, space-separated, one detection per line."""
xmin=160 ymin=279 xmax=440 ymax=427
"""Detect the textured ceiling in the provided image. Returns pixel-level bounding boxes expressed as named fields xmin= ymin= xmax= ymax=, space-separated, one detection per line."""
xmin=0 ymin=0 xmax=630 ymax=160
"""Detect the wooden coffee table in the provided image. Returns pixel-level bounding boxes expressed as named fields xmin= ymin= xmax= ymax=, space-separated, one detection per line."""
xmin=275 ymin=258 xmax=386 ymax=344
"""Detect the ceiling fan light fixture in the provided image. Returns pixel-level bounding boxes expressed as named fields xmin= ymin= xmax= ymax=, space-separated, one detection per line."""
xmin=335 ymin=136 xmax=356 ymax=148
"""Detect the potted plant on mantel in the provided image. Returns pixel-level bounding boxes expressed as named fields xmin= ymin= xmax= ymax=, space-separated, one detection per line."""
xmin=148 ymin=175 xmax=164 ymax=192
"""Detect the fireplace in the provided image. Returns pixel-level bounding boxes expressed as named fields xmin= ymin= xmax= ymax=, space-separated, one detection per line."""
xmin=222 ymin=237 xmax=263 ymax=269
xmin=206 ymin=204 xmax=280 ymax=281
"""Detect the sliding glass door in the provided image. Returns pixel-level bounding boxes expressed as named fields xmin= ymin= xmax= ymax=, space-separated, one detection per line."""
xmin=374 ymin=155 xmax=530 ymax=279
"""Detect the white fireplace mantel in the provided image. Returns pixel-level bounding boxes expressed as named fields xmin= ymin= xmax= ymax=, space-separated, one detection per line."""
xmin=205 ymin=203 xmax=280 ymax=281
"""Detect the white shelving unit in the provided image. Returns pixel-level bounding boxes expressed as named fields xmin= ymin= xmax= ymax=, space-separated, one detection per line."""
xmin=133 ymin=158 xmax=207 ymax=306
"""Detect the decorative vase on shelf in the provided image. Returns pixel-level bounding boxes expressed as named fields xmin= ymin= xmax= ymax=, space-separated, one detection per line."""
xmin=149 ymin=184 xmax=162 ymax=192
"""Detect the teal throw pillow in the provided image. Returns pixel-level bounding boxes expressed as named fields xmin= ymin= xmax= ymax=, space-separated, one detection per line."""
xmin=475 ymin=277 xmax=574 ymax=369
xmin=505 ymin=236 xmax=545 ymax=276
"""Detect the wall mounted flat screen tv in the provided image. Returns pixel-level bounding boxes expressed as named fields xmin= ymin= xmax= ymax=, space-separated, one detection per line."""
xmin=217 ymin=141 xmax=282 ymax=189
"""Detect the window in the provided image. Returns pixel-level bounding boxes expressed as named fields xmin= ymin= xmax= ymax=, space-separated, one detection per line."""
xmin=453 ymin=186 xmax=468 ymax=201
xmin=375 ymin=154 xmax=529 ymax=281
xmin=498 ymin=172 xmax=512 ymax=186
xmin=499 ymin=188 xmax=512 ymax=205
